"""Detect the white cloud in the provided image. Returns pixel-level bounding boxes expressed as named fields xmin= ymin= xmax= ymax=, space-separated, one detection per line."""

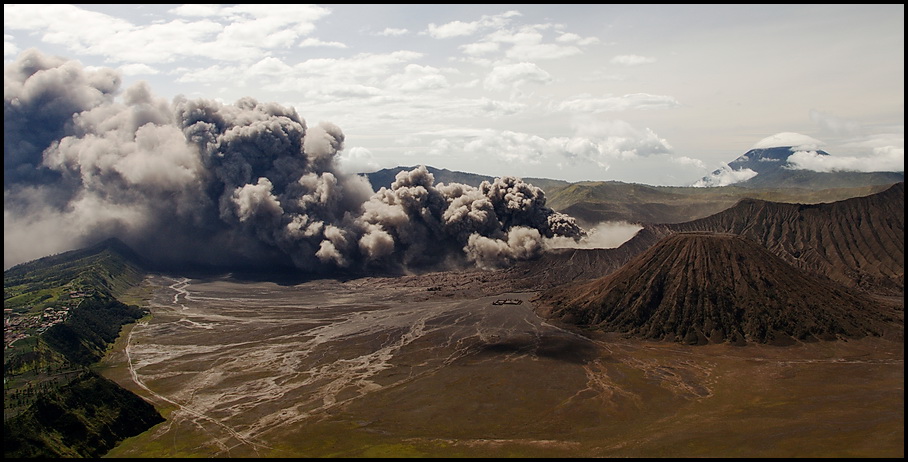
xmin=560 ymin=32 xmax=603 ymax=47
xmin=405 ymin=122 xmax=672 ymax=171
xmin=446 ymin=15 xmax=596 ymax=62
xmin=556 ymin=32 xmax=583 ymax=43
xmin=294 ymin=51 xmax=423 ymax=78
xmin=507 ymin=42 xmax=581 ymax=60
xmin=337 ymin=146 xmax=382 ymax=174
xmin=117 ymin=63 xmax=159 ymax=76
xmin=570 ymin=119 xmax=673 ymax=156
xmin=787 ymin=147 xmax=904 ymax=172
xmin=213 ymin=4 xmax=331 ymax=37
xmin=193 ymin=50 xmax=427 ymax=100
xmin=3 ymin=3 xmax=333 ymax=64
xmin=483 ymin=62 xmax=552 ymax=91
xmin=298 ymin=37 xmax=347 ymax=48
xmin=426 ymin=11 xmax=520 ymax=39
xmin=836 ymin=132 xmax=905 ymax=153
xmin=299 ymin=82 xmax=384 ymax=100
xmin=4 ymin=4 xmax=135 ymax=53
xmin=428 ymin=20 xmax=481 ymax=39
xmin=578 ymin=37 xmax=601 ymax=46
xmin=385 ymin=64 xmax=449 ymax=92
xmin=672 ymin=156 xmax=707 ymax=169
xmin=475 ymin=97 xmax=526 ymax=117
xmin=175 ymin=64 xmax=242 ymax=84
xmin=752 ymin=132 xmax=824 ymax=150
xmin=558 ymin=93 xmax=680 ymax=112
xmin=610 ymin=54 xmax=656 ymax=66
xmin=482 ymin=25 xmax=583 ymax=61
xmin=484 ymin=25 xmax=548 ymax=46
xmin=460 ymin=41 xmax=500 ymax=56
xmin=377 ymin=28 xmax=408 ymax=37
xmin=693 ymin=165 xmax=758 ymax=187
xmin=247 ymin=56 xmax=294 ymax=76
xmin=5 ymin=34 xmax=19 ymax=57
xmin=169 ymin=4 xmax=223 ymax=17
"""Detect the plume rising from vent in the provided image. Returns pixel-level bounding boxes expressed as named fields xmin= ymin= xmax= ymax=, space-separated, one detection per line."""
xmin=4 ymin=49 xmax=585 ymax=272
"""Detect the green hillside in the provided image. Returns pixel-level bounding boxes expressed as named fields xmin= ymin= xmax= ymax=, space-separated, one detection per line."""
xmin=3 ymin=238 xmax=162 ymax=458
xmin=3 ymin=371 xmax=164 ymax=458
xmin=4 ymin=238 xmax=146 ymax=313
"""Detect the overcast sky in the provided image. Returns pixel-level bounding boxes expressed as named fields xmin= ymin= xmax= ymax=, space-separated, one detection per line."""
xmin=4 ymin=3 xmax=904 ymax=185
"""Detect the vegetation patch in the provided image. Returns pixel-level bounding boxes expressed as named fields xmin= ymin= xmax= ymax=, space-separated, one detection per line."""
xmin=3 ymin=237 xmax=162 ymax=458
xmin=3 ymin=371 xmax=164 ymax=458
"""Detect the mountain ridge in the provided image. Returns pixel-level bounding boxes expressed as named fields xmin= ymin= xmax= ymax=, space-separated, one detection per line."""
xmin=504 ymin=182 xmax=905 ymax=297
xmin=362 ymin=164 xmax=902 ymax=227
xmin=363 ymin=165 xmax=571 ymax=192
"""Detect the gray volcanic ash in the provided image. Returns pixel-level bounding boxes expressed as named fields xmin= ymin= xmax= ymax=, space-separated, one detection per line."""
xmin=4 ymin=49 xmax=584 ymax=273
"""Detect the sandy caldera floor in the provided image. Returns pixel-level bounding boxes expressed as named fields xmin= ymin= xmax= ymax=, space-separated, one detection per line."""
xmin=98 ymin=274 xmax=904 ymax=458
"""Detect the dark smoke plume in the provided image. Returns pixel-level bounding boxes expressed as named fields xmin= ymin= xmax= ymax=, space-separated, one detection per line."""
xmin=4 ymin=49 xmax=585 ymax=273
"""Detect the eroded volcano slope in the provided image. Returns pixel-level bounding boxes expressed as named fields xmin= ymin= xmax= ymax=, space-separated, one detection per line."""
xmin=535 ymin=232 xmax=900 ymax=345
xmin=657 ymin=182 xmax=905 ymax=295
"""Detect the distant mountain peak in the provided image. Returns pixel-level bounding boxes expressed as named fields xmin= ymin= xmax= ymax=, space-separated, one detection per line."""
xmin=726 ymin=145 xmax=831 ymax=175
xmin=694 ymin=132 xmax=902 ymax=188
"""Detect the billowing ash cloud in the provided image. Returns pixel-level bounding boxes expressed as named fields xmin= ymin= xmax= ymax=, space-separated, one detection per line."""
xmin=4 ymin=49 xmax=585 ymax=272
xmin=545 ymin=221 xmax=643 ymax=250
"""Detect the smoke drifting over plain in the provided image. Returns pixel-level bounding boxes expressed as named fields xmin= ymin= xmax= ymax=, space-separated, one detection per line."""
xmin=4 ymin=49 xmax=585 ymax=273
xmin=545 ymin=221 xmax=643 ymax=250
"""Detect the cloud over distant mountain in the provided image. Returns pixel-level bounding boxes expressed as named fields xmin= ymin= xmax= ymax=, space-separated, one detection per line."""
xmin=694 ymin=131 xmax=904 ymax=187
